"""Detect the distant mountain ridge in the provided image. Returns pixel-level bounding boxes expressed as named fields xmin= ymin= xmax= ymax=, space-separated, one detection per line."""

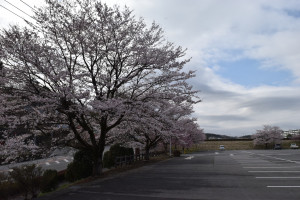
xmin=205 ymin=133 xmax=252 ymax=140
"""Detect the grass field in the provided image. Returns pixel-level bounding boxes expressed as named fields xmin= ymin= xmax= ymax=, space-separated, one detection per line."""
xmin=183 ymin=140 xmax=300 ymax=153
xmin=196 ymin=140 xmax=254 ymax=151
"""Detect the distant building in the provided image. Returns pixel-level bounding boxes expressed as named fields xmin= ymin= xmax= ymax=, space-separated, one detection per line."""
xmin=282 ymin=129 xmax=300 ymax=138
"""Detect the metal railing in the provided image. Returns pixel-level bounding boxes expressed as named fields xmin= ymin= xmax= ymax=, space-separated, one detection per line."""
xmin=114 ymin=155 xmax=134 ymax=167
xmin=114 ymin=152 xmax=164 ymax=167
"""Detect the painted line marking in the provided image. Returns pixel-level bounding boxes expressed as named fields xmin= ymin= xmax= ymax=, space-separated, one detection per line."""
xmin=230 ymin=154 xmax=234 ymax=156
xmin=45 ymin=162 xmax=50 ymax=166
xmin=185 ymin=156 xmax=194 ymax=160
xmin=215 ymin=152 xmax=219 ymax=155
xmin=64 ymin=159 xmax=69 ymax=162
xmin=243 ymin=164 xmax=288 ymax=165
xmin=249 ymin=171 xmax=300 ymax=173
xmin=55 ymin=161 xmax=60 ymax=164
xmin=244 ymin=167 xmax=300 ymax=169
xmin=267 ymin=186 xmax=300 ymax=188
xmin=257 ymin=154 xmax=300 ymax=164
xmin=240 ymin=163 xmax=271 ymax=165
xmin=256 ymin=177 xmax=300 ymax=179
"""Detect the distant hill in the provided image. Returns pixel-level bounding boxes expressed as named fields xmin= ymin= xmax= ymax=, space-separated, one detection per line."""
xmin=205 ymin=133 xmax=234 ymax=140
xmin=205 ymin=133 xmax=252 ymax=140
xmin=238 ymin=135 xmax=252 ymax=139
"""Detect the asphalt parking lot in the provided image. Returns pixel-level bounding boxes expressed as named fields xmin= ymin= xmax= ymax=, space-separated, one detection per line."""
xmin=38 ymin=149 xmax=300 ymax=200
xmin=233 ymin=150 xmax=300 ymax=190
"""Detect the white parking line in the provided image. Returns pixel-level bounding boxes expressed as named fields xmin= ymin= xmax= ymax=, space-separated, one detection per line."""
xmin=258 ymin=155 xmax=300 ymax=164
xmin=240 ymin=163 xmax=272 ymax=166
xmin=45 ymin=162 xmax=50 ymax=165
xmin=64 ymin=159 xmax=69 ymax=162
xmin=267 ymin=186 xmax=300 ymax=188
xmin=245 ymin=167 xmax=300 ymax=169
xmin=249 ymin=171 xmax=300 ymax=173
xmin=55 ymin=161 xmax=60 ymax=164
xmin=185 ymin=156 xmax=194 ymax=160
xmin=256 ymin=177 xmax=300 ymax=179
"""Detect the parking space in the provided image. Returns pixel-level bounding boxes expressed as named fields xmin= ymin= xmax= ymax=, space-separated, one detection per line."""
xmin=38 ymin=150 xmax=300 ymax=200
xmin=3 ymin=150 xmax=300 ymax=199
xmin=233 ymin=150 xmax=300 ymax=188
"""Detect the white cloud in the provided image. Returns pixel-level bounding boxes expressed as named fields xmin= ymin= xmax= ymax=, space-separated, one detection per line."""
xmin=1 ymin=0 xmax=300 ymax=136
xmin=245 ymin=31 xmax=300 ymax=83
xmin=194 ymin=82 xmax=300 ymax=136
xmin=108 ymin=0 xmax=300 ymax=136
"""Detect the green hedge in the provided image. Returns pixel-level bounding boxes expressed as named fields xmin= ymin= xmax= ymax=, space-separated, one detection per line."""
xmin=173 ymin=150 xmax=181 ymax=157
xmin=0 ymin=173 xmax=20 ymax=200
xmin=65 ymin=150 xmax=93 ymax=182
xmin=103 ymin=144 xmax=134 ymax=168
xmin=9 ymin=164 xmax=43 ymax=199
xmin=41 ymin=169 xmax=59 ymax=193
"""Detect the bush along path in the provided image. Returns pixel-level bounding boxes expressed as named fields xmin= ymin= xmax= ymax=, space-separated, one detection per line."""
xmin=37 ymin=153 xmax=171 ymax=200
xmin=0 ymin=152 xmax=171 ymax=200
xmin=0 ymin=164 xmax=61 ymax=200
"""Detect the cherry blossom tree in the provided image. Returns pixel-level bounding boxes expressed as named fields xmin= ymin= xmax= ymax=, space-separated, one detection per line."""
xmin=0 ymin=0 xmax=199 ymax=175
xmin=118 ymin=99 xmax=204 ymax=159
xmin=0 ymin=134 xmax=43 ymax=164
xmin=172 ymin=118 xmax=205 ymax=150
xmin=109 ymin=99 xmax=174 ymax=160
xmin=252 ymin=125 xmax=283 ymax=149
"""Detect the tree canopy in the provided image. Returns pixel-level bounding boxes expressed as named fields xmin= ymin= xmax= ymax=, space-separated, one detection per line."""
xmin=0 ymin=0 xmax=203 ymax=175
xmin=252 ymin=125 xmax=283 ymax=149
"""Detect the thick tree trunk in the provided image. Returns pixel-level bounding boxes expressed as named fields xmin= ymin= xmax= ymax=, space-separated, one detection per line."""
xmin=92 ymin=120 xmax=107 ymax=176
xmin=163 ymin=142 xmax=168 ymax=153
xmin=92 ymin=155 xmax=103 ymax=176
xmin=145 ymin=146 xmax=150 ymax=161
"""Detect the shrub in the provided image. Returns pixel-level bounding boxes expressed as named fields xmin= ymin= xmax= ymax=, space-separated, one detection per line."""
xmin=109 ymin=144 xmax=134 ymax=158
xmin=0 ymin=181 xmax=20 ymax=200
xmin=0 ymin=172 xmax=20 ymax=200
xmin=41 ymin=169 xmax=59 ymax=193
xmin=65 ymin=150 xmax=93 ymax=182
xmin=9 ymin=164 xmax=43 ymax=200
xmin=103 ymin=150 xmax=114 ymax=168
xmin=173 ymin=150 xmax=181 ymax=157
xmin=103 ymin=144 xmax=134 ymax=168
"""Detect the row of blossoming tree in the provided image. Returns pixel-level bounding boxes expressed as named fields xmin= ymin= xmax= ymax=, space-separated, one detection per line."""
xmin=252 ymin=125 xmax=283 ymax=149
xmin=0 ymin=0 xmax=205 ymax=176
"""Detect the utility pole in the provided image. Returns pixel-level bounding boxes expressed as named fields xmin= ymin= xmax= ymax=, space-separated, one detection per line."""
xmin=169 ymin=137 xmax=172 ymax=156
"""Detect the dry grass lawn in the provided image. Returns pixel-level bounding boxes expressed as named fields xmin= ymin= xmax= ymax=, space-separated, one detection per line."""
xmin=195 ymin=140 xmax=253 ymax=151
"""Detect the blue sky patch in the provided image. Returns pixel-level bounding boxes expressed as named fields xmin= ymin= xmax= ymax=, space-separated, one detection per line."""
xmin=285 ymin=9 xmax=300 ymax=18
xmin=216 ymin=58 xmax=293 ymax=87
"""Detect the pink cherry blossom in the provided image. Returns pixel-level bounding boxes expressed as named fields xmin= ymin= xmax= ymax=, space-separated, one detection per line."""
xmin=252 ymin=125 xmax=283 ymax=148
xmin=0 ymin=0 xmax=201 ymax=175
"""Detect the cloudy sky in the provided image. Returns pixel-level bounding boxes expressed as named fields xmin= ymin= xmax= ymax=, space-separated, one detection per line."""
xmin=1 ymin=0 xmax=300 ymax=136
